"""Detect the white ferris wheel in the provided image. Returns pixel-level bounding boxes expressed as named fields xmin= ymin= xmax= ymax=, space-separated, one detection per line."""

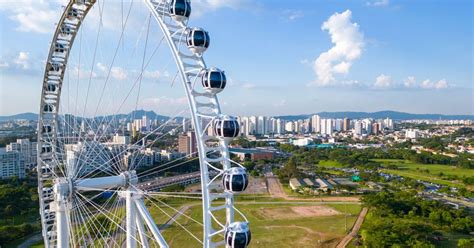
xmin=37 ymin=0 xmax=251 ymax=247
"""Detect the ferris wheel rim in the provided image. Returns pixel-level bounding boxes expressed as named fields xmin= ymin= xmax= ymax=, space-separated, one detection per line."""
xmin=37 ymin=1 xmax=249 ymax=248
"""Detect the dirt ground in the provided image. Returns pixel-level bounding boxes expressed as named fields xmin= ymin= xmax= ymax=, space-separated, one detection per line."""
xmin=266 ymin=175 xmax=287 ymax=198
xmin=259 ymin=205 xmax=341 ymax=219
xmin=245 ymin=176 xmax=268 ymax=194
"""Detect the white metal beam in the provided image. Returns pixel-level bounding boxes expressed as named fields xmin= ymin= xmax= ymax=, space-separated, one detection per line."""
xmin=135 ymin=199 xmax=169 ymax=248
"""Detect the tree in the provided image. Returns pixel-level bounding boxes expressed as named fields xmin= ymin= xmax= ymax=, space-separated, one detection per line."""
xmin=457 ymin=238 xmax=473 ymax=248
xmin=278 ymin=157 xmax=300 ymax=180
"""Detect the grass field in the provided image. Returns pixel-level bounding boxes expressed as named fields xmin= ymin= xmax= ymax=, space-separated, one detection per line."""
xmin=26 ymin=199 xmax=361 ymax=248
xmin=375 ymin=159 xmax=473 ymax=188
xmin=318 ymin=160 xmax=345 ymax=168
xmin=156 ymin=201 xmax=362 ymax=247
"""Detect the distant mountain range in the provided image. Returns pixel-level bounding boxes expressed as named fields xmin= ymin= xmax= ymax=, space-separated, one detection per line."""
xmin=0 ymin=112 xmax=38 ymax=121
xmin=276 ymin=111 xmax=474 ymax=121
xmin=1 ymin=110 xmax=472 ymax=122
xmin=0 ymin=110 xmax=183 ymax=122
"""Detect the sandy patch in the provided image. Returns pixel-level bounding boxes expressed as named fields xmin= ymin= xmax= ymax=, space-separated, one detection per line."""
xmin=291 ymin=206 xmax=341 ymax=217
xmin=259 ymin=205 xmax=341 ymax=219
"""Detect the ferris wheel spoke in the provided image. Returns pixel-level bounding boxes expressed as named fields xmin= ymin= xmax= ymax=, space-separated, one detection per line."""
xmin=75 ymin=193 xmax=128 ymax=246
xmin=75 ymin=195 xmax=119 ymax=246
xmin=80 ymin=17 xmax=161 ymax=154
xmin=74 ymin=195 xmax=99 ymax=246
xmin=137 ymin=155 xmax=199 ymax=180
xmin=143 ymin=192 xmax=202 ymax=200
xmin=142 ymin=192 xmax=203 ymax=227
xmin=141 ymin=193 xmax=203 ymax=245
xmin=77 ymin=111 xmax=186 ymax=180
xmin=82 ymin=0 xmax=137 ymax=151
xmin=137 ymin=151 xmax=197 ymax=177
xmin=77 ymin=191 xmax=152 ymax=247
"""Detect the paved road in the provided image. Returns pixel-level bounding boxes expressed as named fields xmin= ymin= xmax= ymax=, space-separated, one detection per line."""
xmin=160 ymin=204 xmax=196 ymax=230
xmin=336 ymin=207 xmax=368 ymax=248
xmin=17 ymin=233 xmax=42 ymax=248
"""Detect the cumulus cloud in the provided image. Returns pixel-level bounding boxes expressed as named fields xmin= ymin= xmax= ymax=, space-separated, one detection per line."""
xmin=143 ymin=70 xmax=162 ymax=80
xmin=71 ymin=65 xmax=97 ymax=79
xmin=0 ymin=0 xmax=66 ymax=34
xmin=14 ymin=52 xmax=30 ymax=69
xmin=312 ymin=10 xmax=364 ymax=86
xmin=366 ymin=0 xmax=390 ymax=7
xmin=403 ymin=76 xmax=416 ymax=88
xmin=374 ymin=74 xmax=392 ymax=88
xmin=421 ymin=79 xmax=449 ymax=89
xmin=371 ymin=75 xmax=450 ymax=90
xmin=110 ymin=67 xmax=127 ymax=81
xmin=96 ymin=62 xmax=108 ymax=73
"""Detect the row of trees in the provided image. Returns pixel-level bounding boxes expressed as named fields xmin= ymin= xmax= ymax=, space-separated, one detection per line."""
xmin=277 ymin=143 xmax=474 ymax=169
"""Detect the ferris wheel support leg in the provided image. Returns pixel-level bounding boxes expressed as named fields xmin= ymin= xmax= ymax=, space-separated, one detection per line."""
xmin=136 ymin=213 xmax=150 ymax=248
xmin=55 ymin=201 xmax=69 ymax=248
xmin=126 ymin=190 xmax=138 ymax=248
xmin=226 ymin=197 xmax=234 ymax=225
xmin=135 ymin=199 xmax=169 ymax=248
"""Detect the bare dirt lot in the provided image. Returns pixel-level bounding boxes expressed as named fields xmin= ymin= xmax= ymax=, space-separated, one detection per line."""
xmin=259 ymin=205 xmax=341 ymax=219
xmin=266 ymin=175 xmax=287 ymax=198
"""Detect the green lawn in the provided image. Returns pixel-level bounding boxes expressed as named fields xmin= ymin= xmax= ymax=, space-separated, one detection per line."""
xmin=318 ymin=160 xmax=345 ymax=168
xmin=375 ymin=159 xmax=473 ymax=188
xmin=18 ymin=198 xmax=362 ymax=248
xmin=156 ymin=202 xmax=362 ymax=247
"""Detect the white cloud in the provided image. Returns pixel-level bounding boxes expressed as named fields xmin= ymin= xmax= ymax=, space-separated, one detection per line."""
xmin=111 ymin=67 xmax=127 ymax=81
xmin=144 ymin=70 xmax=162 ymax=80
xmin=374 ymin=74 xmax=392 ymax=88
xmin=71 ymin=65 xmax=97 ymax=79
xmin=403 ymin=76 xmax=416 ymax=88
xmin=421 ymin=79 xmax=449 ymax=89
xmin=141 ymin=96 xmax=188 ymax=114
xmin=282 ymin=10 xmax=304 ymax=21
xmin=0 ymin=0 xmax=66 ymax=34
xmin=14 ymin=52 xmax=30 ymax=69
xmin=312 ymin=10 xmax=364 ymax=86
xmin=96 ymin=62 xmax=108 ymax=73
xmin=340 ymin=79 xmax=361 ymax=87
xmin=241 ymin=83 xmax=256 ymax=89
xmin=435 ymin=79 xmax=449 ymax=89
xmin=366 ymin=0 xmax=390 ymax=7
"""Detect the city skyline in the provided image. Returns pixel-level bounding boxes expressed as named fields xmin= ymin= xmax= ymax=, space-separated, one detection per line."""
xmin=1 ymin=0 xmax=473 ymax=116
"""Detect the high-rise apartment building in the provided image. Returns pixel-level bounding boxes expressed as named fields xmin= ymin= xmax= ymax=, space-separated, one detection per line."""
xmin=0 ymin=150 xmax=25 ymax=179
xmin=354 ymin=121 xmax=363 ymax=136
xmin=257 ymin=116 xmax=266 ymax=135
xmin=311 ymin=115 xmax=321 ymax=133
xmin=343 ymin=118 xmax=351 ymax=131
xmin=178 ymin=131 xmax=197 ymax=156
xmin=6 ymin=139 xmax=37 ymax=169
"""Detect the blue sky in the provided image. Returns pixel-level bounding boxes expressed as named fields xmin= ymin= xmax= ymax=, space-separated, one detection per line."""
xmin=0 ymin=0 xmax=472 ymax=117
